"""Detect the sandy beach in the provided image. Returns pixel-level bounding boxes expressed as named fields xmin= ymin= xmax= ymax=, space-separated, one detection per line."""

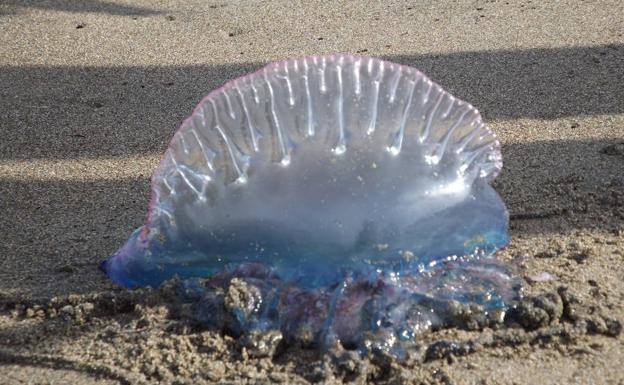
xmin=1 ymin=0 xmax=623 ymax=383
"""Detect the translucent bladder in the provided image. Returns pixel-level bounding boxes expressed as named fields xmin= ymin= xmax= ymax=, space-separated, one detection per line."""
xmin=102 ymin=54 xmax=518 ymax=351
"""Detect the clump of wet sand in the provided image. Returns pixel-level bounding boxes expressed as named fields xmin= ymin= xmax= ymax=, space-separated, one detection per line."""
xmin=1 ymin=260 xmax=621 ymax=385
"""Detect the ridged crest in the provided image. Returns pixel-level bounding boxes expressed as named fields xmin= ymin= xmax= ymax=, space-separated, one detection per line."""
xmin=150 ymin=54 xmax=501 ymax=218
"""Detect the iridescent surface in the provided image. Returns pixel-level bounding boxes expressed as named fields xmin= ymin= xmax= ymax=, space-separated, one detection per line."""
xmin=102 ymin=54 xmax=520 ymax=351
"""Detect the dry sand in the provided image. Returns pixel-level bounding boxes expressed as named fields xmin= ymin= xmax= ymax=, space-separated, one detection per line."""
xmin=0 ymin=0 xmax=623 ymax=384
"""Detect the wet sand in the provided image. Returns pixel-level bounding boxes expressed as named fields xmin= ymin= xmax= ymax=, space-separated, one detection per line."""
xmin=0 ymin=0 xmax=623 ymax=384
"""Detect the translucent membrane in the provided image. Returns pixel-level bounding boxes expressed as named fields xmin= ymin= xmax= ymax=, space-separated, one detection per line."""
xmin=102 ymin=54 xmax=519 ymax=352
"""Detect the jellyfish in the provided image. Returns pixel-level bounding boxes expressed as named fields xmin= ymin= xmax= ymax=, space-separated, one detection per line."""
xmin=102 ymin=54 xmax=521 ymax=352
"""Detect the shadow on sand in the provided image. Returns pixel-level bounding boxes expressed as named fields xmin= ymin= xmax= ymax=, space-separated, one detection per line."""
xmin=0 ymin=0 xmax=160 ymax=17
xmin=1 ymin=43 xmax=622 ymax=160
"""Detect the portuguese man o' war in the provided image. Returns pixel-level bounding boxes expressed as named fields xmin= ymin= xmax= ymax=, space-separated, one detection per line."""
xmin=102 ymin=54 xmax=522 ymax=353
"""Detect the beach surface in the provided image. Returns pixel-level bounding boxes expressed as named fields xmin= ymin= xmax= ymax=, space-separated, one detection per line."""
xmin=0 ymin=0 xmax=623 ymax=384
